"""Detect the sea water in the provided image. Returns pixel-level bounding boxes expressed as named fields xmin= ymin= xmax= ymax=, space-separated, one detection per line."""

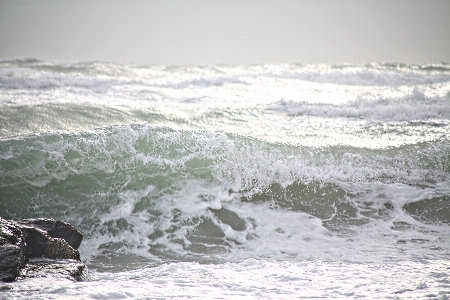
xmin=0 ymin=59 xmax=449 ymax=299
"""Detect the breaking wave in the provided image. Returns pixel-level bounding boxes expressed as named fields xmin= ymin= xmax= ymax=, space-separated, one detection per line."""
xmin=1 ymin=124 xmax=449 ymax=265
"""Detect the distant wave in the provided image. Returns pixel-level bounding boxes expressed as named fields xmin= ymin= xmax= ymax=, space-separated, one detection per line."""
xmin=267 ymin=88 xmax=450 ymax=121
xmin=1 ymin=59 xmax=449 ymax=92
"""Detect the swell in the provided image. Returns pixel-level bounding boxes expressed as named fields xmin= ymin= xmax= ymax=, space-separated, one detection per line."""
xmin=0 ymin=103 xmax=168 ymax=138
xmin=1 ymin=59 xmax=450 ymax=95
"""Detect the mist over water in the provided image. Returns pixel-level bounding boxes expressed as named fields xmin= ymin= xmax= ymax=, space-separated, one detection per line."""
xmin=1 ymin=59 xmax=449 ymax=298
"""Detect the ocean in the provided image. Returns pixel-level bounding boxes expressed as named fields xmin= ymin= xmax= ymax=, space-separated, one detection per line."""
xmin=0 ymin=58 xmax=449 ymax=299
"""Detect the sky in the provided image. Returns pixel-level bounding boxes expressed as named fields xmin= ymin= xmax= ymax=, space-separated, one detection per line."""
xmin=0 ymin=0 xmax=449 ymax=65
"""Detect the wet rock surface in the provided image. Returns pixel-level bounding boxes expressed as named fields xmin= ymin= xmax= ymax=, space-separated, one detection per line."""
xmin=0 ymin=217 xmax=85 ymax=282
xmin=16 ymin=218 xmax=83 ymax=249
xmin=21 ymin=259 xmax=87 ymax=282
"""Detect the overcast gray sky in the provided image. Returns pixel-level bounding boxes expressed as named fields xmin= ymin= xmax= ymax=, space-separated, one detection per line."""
xmin=1 ymin=0 xmax=449 ymax=64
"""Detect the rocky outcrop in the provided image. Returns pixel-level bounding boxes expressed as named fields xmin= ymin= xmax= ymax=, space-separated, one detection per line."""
xmin=0 ymin=220 xmax=27 ymax=283
xmin=0 ymin=217 xmax=85 ymax=282
xmin=16 ymin=218 xmax=83 ymax=250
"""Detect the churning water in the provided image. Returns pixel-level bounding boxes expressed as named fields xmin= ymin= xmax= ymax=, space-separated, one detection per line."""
xmin=1 ymin=59 xmax=450 ymax=299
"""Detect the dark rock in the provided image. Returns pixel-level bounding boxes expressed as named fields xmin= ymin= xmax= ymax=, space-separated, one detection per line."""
xmin=0 ymin=217 xmax=84 ymax=282
xmin=16 ymin=218 xmax=83 ymax=249
xmin=0 ymin=219 xmax=27 ymax=282
xmin=18 ymin=226 xmax=80 ymax=261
